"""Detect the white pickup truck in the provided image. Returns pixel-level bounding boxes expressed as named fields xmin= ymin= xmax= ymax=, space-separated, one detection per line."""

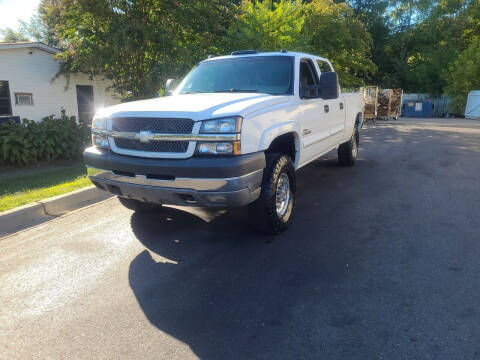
xmin=84 ymin=50 xmax=364 ymax=234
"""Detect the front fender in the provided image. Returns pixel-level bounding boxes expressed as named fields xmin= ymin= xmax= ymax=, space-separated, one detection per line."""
xmin=259 ymin=121 xmax=300 ymax=150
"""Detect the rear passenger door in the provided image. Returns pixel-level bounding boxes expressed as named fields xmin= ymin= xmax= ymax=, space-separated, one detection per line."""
xmin=298 ymin=58 xmax=335 ymax=164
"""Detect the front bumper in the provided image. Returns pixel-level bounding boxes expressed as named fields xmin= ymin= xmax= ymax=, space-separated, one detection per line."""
xmin=83 ymin=147 xmax=265 ymax=207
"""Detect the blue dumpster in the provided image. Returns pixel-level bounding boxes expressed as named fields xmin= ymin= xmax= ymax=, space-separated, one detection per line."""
xmin=402 ymin=100 xmax=434 ymax=118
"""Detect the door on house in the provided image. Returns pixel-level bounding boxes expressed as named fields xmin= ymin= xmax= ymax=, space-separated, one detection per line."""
xmin=0 ymin=81 xmax=12 ymax=116
xmin=76 ymin=85 xmax=94 ymax=124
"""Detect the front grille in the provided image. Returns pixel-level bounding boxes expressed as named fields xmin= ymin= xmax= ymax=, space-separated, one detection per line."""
xmin=112 ymin=117 xmax=194 ymax=134
xmin=114 ymin=138 xmax=189 ymax=153
xmin=111 ymin=117 xmax=194 ymax=154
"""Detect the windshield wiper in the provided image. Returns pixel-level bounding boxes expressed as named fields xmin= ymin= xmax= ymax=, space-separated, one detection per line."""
xmin=214 ymin=89 xmax=258 ymax=93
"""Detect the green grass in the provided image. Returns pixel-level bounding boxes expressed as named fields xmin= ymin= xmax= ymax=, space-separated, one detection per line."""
xmin=0 ymin=163 xmax=97 ymax=212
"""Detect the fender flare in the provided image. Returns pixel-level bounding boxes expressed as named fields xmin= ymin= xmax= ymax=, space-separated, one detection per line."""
xmin=259 ymin=121 xmax=301 ymax=152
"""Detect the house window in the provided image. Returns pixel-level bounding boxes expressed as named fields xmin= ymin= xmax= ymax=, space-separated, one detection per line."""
xmin=15 ymin=93 xmax=34 ymax=105
xmin=0 ymin=81 xmax=12 ymax=116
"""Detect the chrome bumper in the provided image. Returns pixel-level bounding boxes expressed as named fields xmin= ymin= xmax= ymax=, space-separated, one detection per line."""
xmin=88 ymin=167 xmax=263 ymax=207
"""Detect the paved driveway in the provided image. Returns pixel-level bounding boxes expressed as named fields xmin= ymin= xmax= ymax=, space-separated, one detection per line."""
xmin=1 ymin=118 xmax=479 ymax=359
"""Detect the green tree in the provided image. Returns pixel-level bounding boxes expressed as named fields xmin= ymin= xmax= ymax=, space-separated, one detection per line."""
xmin=226 ymin=0 xmax=376 ymax=87
xmin=393 ymin=0 xmax=478 ymax=95
xmin=226 ymin=0 xmax=305 ymax=51
xmin=444 ymin=37 xmax=480 ymax=114
xmin=348 ymin=0 xmax=393 ymax=87
xmin=39 ymin=0 xmax=235 ymax=99
xmin=0 ymin=28 xmax=30 ymax=42
xmin=304 ymin=0 xmax=376 ymax=87
xmin=18 ymin=14 xmax=59 ymax=47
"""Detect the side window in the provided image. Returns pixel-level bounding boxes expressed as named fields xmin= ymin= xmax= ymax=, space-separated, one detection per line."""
xmin=299 ymin=60 xmax=318 ymax=88
xmin=316 ymin=60 xmax=332 ymax=74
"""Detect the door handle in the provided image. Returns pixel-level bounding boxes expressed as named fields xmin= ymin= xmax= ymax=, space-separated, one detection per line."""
xmin=340 ymin=102 xmax=344 ymax=110
xmin=324 ymin=105 xmax=329 ymax=113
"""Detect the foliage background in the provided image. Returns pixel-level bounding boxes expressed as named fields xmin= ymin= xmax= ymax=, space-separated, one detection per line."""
xmin=1 ymin=0 xmax=480 ymax=112
xmin=0 ymin=111 xmax=89 ymax=166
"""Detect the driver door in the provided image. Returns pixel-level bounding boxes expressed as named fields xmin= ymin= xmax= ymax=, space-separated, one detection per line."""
xmin=298 ymin=59 xmax=333 ymax=165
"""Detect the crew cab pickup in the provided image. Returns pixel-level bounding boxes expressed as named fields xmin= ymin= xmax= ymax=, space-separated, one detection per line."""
xmin=83 ymin=51 xmax=364 ymax=234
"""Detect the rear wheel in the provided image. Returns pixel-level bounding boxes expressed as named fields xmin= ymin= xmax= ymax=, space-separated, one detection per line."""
xmin=338 ymin=128 xmax=359 ymax=166
xmin=249 ymin=154 xmax=296 ymax=235
xmin=118 ymin=197 xmax=162 ymax=212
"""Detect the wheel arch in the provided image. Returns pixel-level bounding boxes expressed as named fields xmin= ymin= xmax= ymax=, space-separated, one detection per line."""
xmin=260 ymin=124 xmax=301 ymax=167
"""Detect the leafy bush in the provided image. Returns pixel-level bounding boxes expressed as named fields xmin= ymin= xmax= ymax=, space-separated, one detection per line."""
xmin=443 ymin=37 xmax=480 ymax=115
xmin=0 ymin=110 xmax=90 ymax=167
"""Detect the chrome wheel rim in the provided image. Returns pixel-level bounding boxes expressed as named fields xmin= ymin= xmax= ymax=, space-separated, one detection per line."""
xmin=276 ymin=173 xmax=291 ymax=217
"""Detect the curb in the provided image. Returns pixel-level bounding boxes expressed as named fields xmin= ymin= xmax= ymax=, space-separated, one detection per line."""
xmin=0 ymin=186 xmax=113 ymax=238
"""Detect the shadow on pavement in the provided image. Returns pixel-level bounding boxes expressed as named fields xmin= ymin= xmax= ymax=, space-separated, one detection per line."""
xmin=127 ymin=157 xmax=368 ymax=359
xmin=127 ymin=122 xmax=480 ymax=359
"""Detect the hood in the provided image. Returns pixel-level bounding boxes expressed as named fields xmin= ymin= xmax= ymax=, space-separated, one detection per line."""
xmin=97 ymin=93 xmax=291 ymax=121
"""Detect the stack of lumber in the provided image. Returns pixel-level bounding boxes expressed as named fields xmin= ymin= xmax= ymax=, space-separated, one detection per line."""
xmin=390 ymin=88 xmax=403 ymax=116
xmin=377 ymin=88 xmax=403 ymax=117
xmin=362 ymin=86 xmax=378 ymax=118
xmin=364 ymin=103 xmax=376 ymax=118
xmin=377 ymin=89 xmax=392 ymax=117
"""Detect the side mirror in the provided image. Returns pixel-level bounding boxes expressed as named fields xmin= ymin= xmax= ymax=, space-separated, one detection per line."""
xmin=318 ymin=72 xmax=339 ymax=100
xmin=165 ymin=78 xmax=176 ymax=96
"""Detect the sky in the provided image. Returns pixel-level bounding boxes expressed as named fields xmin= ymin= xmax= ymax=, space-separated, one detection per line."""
xmin=0 ymin=0 xmax=41 ymax=30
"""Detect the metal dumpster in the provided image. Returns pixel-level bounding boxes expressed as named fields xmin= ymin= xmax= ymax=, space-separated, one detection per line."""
xmin=402 ymin=100 xmax=434 ymax=118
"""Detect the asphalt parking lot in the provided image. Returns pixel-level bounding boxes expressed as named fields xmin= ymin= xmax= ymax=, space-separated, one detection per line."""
xmin=1 ymin=118 xmax=479 ymax=359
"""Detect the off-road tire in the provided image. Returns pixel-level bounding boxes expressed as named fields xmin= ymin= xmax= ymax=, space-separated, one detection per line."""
xmin=338 ymin=128 xmax=359 ymax=166
xmin=118 ymin=197 xmax=162 ymax=212
xmin=249 ymin=154 xmax=296 ymax=235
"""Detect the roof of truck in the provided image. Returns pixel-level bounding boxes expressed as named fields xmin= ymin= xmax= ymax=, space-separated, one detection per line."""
xmin=203 ymin=51 xmax=332 ymax=66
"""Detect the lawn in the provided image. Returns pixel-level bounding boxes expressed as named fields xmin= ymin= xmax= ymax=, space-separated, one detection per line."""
xmin=0 ymin=163 xmax=97 ymax=212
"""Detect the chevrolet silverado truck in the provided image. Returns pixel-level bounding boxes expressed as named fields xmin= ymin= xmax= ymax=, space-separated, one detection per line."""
xmin=83 ymin=50 xmax=364 ymax=234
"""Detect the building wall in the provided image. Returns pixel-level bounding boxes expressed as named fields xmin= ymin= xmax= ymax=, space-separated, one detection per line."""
xmin=0 ymin=47 xmax=122 ymax=122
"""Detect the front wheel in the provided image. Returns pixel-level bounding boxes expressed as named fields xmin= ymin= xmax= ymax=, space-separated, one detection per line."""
xmin=338 ymin=128 xmax=359 ymax=166
xmin=249 ymin=154 xmax=296 ymax=235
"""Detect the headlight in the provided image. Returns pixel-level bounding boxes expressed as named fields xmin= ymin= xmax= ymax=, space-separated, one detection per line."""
xmin=196 ymin=117 xmax=242 ymax=155
xmin=200 ymin=116 xmax=242 ymax=134
xmin=91 ymin=115 xmax=109 ymax=148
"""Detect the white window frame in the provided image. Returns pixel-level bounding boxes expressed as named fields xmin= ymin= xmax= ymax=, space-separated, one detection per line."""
xmin=15 ymin=92 xmax=34 ymax=105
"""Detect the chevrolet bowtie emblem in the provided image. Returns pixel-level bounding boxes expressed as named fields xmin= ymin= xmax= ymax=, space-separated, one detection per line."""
xmin=137 ymin=130 xmax=155 ymax=143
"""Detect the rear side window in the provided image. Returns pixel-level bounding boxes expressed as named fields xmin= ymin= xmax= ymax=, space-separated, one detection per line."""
xmin=317 ymin=60 xmax=332 ymax=74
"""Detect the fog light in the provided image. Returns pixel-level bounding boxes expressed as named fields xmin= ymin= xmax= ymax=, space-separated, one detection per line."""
xmin=207 ymin=195 xmax=226 ymax=203
xmin=196 ymin=142 xmax=240 ymax=155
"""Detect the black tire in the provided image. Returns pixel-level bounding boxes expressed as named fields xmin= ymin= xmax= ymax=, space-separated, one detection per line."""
xmin=249 ymin=154 xmax=296 ymax=235
xmin=338 ymin=128 xmax=359 ymax=166
xmin=118 ymin=197 xmax=162 ymax=212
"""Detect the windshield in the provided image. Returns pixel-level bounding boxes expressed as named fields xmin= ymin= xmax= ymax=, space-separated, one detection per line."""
xmin=175 ymin=56 xmax=294 ymax=96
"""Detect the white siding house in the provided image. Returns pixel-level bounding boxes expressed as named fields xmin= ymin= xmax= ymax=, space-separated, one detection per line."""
xmin=0 ymin=42 xmax=121 ymax=123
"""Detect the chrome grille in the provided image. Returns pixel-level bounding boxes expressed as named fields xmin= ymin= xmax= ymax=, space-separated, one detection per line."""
xmin=111 ymin=117 xmax=194 ymax=154
xmin=112 ymin=117 xmax=194 ymax=134
xmin=114 ymin=138 xmax=189 ymax=153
